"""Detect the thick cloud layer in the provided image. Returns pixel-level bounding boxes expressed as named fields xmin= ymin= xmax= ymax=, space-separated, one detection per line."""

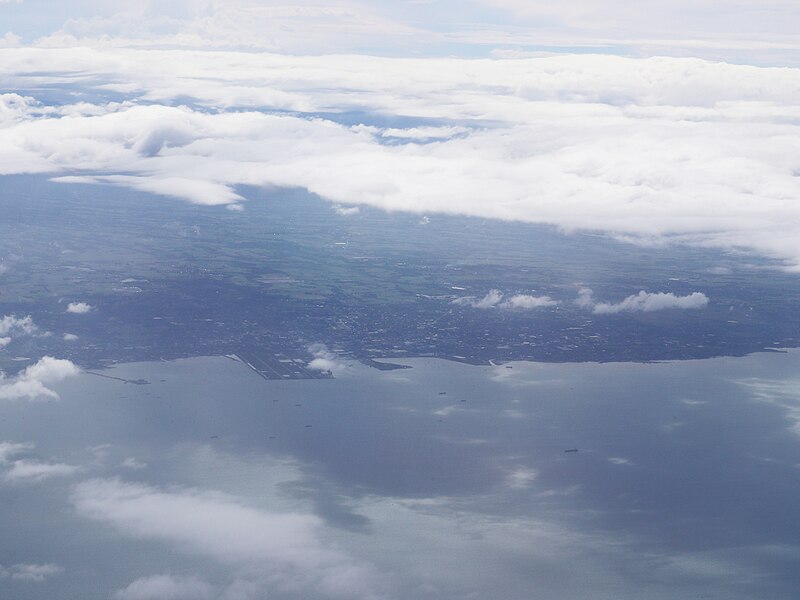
xmin=2 ymin=49 xmax=800 ymax=267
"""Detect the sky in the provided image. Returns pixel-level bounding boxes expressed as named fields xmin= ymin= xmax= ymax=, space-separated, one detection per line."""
xmin=2 ymin=0 xmax=800 ymax=62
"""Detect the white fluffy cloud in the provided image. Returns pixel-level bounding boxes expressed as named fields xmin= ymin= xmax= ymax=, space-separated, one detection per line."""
xmin=1 ymin=49 xmax=800 ymax=267
xmin=72 ymin=478 xmax=385 ymax=599
xmin=307 ymin=343 xmax=348 ymax=374
xmin=0 ymin=356 xmax=81 ymax=401
xmin=66 ymin=302 xmax=93 ymax=314
xmin=0 ymin=315 xmax=38 ymax=348
xmin=500 ymin=294 xmax=559 ymax=310
xmin=114 ymin=574 xmax=212 ymax=600
xmin=453 ymin=290 xmax=504 ymax=309
xmin=454 ymin=290 xmax=558 ymax=310
xmin=592 ymin=291 xmax=709 ymax=314
xmin=0 ymin=314 xmax=36 ymax=336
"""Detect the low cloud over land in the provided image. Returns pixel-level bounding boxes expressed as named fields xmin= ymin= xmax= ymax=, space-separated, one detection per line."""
xmin=592 ymin=291 xmax=709 ymax=314
xmin=454 ymin=290 xmax=558 ymax=310
xmin=307 ymin=343 xmax=348 ymax=374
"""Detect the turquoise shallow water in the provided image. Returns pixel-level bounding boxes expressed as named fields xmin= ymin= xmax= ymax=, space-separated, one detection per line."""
xmin=1 ymin=351 xmax=799 ymax=599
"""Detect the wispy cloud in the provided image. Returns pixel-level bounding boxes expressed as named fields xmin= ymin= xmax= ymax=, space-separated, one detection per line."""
xmin=0 ymin=441 xmax=34 ymax=464
xmin=72 ymin=478 xmax=386 ymax=599
xmin=738 ymin=378 xmax=800 ymax=436
xmin=3 ymin=459 xmax=80 ymax=483
xmin=0 ymin=440 xmax=81 ymax=484
xmin=0 ymin=563 xmax=64 ymax=583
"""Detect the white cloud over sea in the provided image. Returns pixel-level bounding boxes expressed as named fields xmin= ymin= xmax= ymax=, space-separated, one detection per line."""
xmin=1 ymin=47 xmax=800 ymax=268
xmin=0 ymin=356 xmax=80 ymax=401
xmin=0 ymin=441 xmax=80 ymax=484
xmin=72 ymin=477 xmax=386 ymax=600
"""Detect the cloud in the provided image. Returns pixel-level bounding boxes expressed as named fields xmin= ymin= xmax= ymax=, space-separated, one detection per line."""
xmin=63 ymin=333 xmax=79 ymax=341
xmin=504 ymin=467 xmax=538 ymax=489
xmin=120 ymin=456 xmax=147 ymax=470
xmin=0 ymin=314 xmax=38 ymax=348
xmin=72 ymin=478 xmax=385 ymax=599
xmin=0 ymin=314 xmax=36 ymax=336
xmin=3 ymin=459 xmax=80 ymax=483
xmin=0 ymin=563 xmax=64 ymax=583
xmin=738 ymin=378 xmax=800 ymax=436
xmin=2 ymin=50 xmax=800 ymax=266
xmin=4 ymin=0 xmax=799 ymax=65
xmin=307 ymin=343 xmax=348 ymax=374
xmin=454 ymin=290 xmax=558 ymax=310
xmin=333 ymin=205 xmax=360 ymax=216
xmin=0 ymin=356 xmax=81 ymax=401
xmin=453 ymin=289 xmax=503 ymax=309
xmin=500 ymin=294 xmax=559 ymax=310
xmin=66 ymin=302 xmax=93 ymax=314
xmin=0 ymin=441 xmax=34 ymax=463
xmin=0 ymin=440 xmax=80 ymax=483
xmin=114 ymin=574 xmax=212 ymax=600
xmin=592 ymin=291 xmax=709 ymax=314
xmin=575 ymin=287 xmax=595 ymax=309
